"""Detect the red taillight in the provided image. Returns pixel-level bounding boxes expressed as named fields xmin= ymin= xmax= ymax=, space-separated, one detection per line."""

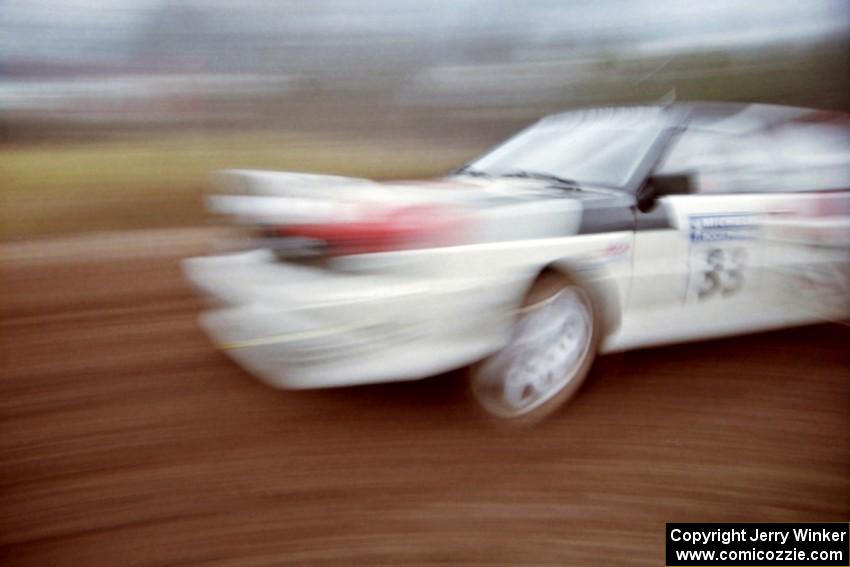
xmin=275 ymin=204 xmax=470 ymax=255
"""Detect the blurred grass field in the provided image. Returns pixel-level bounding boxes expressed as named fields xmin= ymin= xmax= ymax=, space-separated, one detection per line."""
xmin=3 ymin=39 xmax=845 ymax=242
xmin=0 ymin=132 xmax=471 ymax=240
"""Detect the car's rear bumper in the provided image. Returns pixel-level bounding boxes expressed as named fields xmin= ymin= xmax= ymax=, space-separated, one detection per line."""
xmin=183 ymin=250 xmax=519 ymax=388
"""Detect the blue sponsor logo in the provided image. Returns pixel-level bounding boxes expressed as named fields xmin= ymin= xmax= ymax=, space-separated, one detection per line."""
xmin=689 ymin=213 xmax=757 ymax=242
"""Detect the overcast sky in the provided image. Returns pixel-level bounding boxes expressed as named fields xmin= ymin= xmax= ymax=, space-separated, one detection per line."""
xmin=1 ymin=0 xmax=847 ymax=64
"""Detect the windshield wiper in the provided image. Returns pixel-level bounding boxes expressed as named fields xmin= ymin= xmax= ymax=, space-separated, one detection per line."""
xmin=500 ymin=170 xmax=581 ymax=188
xmin=452 ymin=165 xmax=490 ymax=177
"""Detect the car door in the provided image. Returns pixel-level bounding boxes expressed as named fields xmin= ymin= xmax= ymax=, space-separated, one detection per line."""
xmin=616 ymin=125 xmax=788 ymax=350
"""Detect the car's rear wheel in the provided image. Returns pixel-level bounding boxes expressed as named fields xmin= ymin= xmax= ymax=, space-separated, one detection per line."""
xmin=469 ymin=271 xmax=599 ymax=423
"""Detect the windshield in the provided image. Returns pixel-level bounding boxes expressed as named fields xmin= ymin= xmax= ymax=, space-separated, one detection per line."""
xmin=463 ymin=115 xmax=664 ymax=188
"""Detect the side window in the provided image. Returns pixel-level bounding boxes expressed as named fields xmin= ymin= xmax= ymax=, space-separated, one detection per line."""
xmin=767 ymin=123 xmax=850 ymax=193
xmin=655 ymin=128 xmax=775 ymax=194
xmin=656 ymin=124 xmax=850 ymax=194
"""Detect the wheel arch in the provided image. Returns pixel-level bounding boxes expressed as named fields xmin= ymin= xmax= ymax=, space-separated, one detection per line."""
xmin=526 ymin=261 xmax=623 ymax=338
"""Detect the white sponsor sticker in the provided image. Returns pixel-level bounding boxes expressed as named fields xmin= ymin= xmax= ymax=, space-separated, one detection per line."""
xmin=689 ymin=213 xmax=758 ymax=242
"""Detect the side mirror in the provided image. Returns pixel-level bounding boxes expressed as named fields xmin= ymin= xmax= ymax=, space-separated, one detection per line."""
xmin=637 ymin=173 xmax=693 ymax=212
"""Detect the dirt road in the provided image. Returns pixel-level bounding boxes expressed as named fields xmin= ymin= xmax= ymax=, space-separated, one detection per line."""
xmin=2 ymin=230 xmax=848 ymax=565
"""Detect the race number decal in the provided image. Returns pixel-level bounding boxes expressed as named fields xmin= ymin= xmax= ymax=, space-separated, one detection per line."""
xmin=690 ymin=246 xmax=747 ymax=301
xmin=687 ymin=213 xmax=756 ymax=303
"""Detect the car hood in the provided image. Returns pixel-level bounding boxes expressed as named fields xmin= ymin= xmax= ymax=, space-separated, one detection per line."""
xmin=206 ymin=169 xmax=632 ymax=247
xmin=208 ymin=169 xmax=611 ymax=218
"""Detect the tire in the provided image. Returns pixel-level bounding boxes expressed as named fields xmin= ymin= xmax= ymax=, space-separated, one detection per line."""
xmin=469 ymin=270 xmax=599 ymax=423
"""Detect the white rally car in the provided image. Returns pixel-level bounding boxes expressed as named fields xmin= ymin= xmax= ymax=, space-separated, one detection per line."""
xmin=184 ymin=103 xmax=850 ymax=421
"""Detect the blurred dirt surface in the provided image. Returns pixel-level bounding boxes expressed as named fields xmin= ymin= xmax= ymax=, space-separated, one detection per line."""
xmin=1 ymin=229 xmax=848 ymax=566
